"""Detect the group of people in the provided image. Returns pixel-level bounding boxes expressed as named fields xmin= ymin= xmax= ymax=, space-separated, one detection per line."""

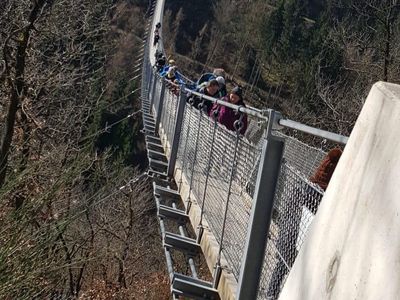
xmin=153 ymin=49 xmax=248 ymax=134
xmin=153 ymin=22 xmax=161 ymax=46
xmin=151 ymin=22 xmax=247 ymax=134
xmin=154 ymin=52 xmax=184 ymax=96
xmin=188 ymin=75 xmax=248 ymax=135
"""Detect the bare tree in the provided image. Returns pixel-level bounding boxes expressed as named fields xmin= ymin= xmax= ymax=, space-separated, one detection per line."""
xmin=0 ymin=0 xmax=54 ymax=187
xmin=0 ymin=0 xmax=168 ymax=299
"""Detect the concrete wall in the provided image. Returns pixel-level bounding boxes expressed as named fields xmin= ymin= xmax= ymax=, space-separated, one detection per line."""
xmin=279 ymin=82 xmax=400 ymax=300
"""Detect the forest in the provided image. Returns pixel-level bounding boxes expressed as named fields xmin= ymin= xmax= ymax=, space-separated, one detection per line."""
xmin=0 ymin=0 xmax=170 ymax=299
xmin=1 ymin=0 xmax=399 ymax=299
xmin=163 ymin=0 xmax=400 ymax=136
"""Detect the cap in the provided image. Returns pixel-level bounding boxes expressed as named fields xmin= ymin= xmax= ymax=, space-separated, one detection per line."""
xmin=207 ymin=79 xmax=219 ymax=87
xmin=231 ymin=86 xmax=243 ymax=99
xmin=216 ymin=76 xmax=225 ymax=86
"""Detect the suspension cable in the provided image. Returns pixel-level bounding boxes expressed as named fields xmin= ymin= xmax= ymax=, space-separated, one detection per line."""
xmin=79 ymin=109 xmax=142 ymax=142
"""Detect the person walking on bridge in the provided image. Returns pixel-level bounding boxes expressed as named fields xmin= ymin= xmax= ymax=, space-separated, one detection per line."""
xmin=188 ymin=79 xmax=220 ymax=114
xmin=210 ymin=86 xmax=248 ymax=135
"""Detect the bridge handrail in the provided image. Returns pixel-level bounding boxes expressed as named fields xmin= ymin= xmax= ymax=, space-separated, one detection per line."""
xmin=158 ymin=79 xmax=349 ymax=145
xmin=279 ymin=118 xmax=348 ymax=145
xmin=185 ymin=87 xmax=349 ymax=144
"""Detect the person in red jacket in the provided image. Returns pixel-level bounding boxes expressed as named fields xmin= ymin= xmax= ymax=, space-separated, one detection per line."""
xmin=209 ymin=86 xmax=248 ymax=135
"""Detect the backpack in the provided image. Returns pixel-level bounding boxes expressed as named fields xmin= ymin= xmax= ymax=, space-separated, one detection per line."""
xmin=196 ymin=73 xmax=215 ymax=88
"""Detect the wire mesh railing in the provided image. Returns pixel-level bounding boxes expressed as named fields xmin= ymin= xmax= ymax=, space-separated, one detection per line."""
xmin=143 ymin=24 xmax=347 ymax=298
xmin=174 ymin=102 xmax=261 ymax=279
xmin=257 ymin=160 xmax=325 ymax=299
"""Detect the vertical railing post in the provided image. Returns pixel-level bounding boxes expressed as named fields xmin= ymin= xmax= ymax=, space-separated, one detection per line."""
xmin=167 ymin=90 xmax=187 ymax=177
xmin=155 ymin=79 xmax=166 ymax=130
xmin=147 ymin=64 xmax=154 ymax=96
xmin=237 ymin=110 xmax=285 ymax=300
xmin=149 ymin=72 xmax=157 ymax=112
xmin=147 ymin=69 xmax=152 ymax=97
xmin=146 ymin=63 xmax=151 ymax=89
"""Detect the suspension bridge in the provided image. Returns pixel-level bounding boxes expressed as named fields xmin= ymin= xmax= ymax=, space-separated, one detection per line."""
xmin=135 ymin=1 xmax=400 ymax=299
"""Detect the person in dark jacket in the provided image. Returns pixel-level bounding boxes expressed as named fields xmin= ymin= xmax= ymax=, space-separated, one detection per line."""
xmin=153 ymin=33 xmax=159 ymax=46
xmin=155 ymin=55 xmax=166 ymax=72
xmin=188 ymin=79 xmax=220 ymax=114
xmin=209 ymin=86 xmax=248 ymax=135
xmin=267 ymin=148 xmax=342 ymax=299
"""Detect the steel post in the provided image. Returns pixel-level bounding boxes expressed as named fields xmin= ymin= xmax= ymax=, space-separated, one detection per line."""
xmin=237 ymin=110 xmax=285 ymax=300
xmin=167 ymin=90 xmax=187 ymax=177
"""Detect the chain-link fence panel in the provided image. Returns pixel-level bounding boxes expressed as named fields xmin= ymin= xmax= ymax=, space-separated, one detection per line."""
xmin=151 ymin=77 xmax=162 ymax=116
xmin=174 ymin=102 xmax=261 ymax=279
xmin=256 ymin=132 xmax=328 ymax=299
xmin=157 ymin=85 xmax=179 ymax=158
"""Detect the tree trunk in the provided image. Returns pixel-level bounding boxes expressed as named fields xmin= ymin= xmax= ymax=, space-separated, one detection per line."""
xmin=0 ymin=0 xmax=49 ymax=187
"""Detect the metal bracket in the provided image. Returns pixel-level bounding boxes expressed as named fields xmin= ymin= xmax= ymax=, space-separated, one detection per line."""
xmin=149 ymin=158 xmax=168 ymax=172
xmin=143 ymin=117 xmax=155 ymax=124
xmin=145 ymin=135 xmax=162 ymax=143
xmin=271 ymin=110 xmax=284 ymax=131
xmin=142 ymin=112 xmax=154 ymax=118
xmin=172 ymin=273 xmax=220 ymax=300
xmin=158 ymin=204 xmax=189 ymax=224
xmin=144 ymin=123 xmax=155 ymax=131
xmin=164 ymin=232 xmax=201 ymax=255
xmin=147 ymin=169 xmax=168 ymax=179
xmin=147 ymin=149 xmax=167 ymax=161
xmin=146 ymin=141 xmax=164 ymax=151
xmin=143 ymin=130 xmax=156 ymax=136
xmin=154 ymin=184 xmax=181 ymax=200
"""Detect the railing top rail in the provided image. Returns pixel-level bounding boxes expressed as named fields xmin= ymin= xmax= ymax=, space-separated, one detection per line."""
xmin=278 ymin=118 xmax=348 ymax=145
xmin=183 ymin=88 xmax=269 ymax=120
xmin=182 ymin=88 xmax=349 ymax=144
xmin=152 ymin=70 xmax=349 ymax=144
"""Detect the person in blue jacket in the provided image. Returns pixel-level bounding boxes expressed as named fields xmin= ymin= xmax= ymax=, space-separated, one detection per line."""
xmin=159 ymin=59 xmax=175 ymax=77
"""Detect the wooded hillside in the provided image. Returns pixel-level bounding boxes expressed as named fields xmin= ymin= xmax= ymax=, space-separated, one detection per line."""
xmin=0 ymin=1 xmax=169 ymax=298
xmin=163 ymin=0 xmax=400 ymax=136
xmin=1 ymin=0 xmax=399 ymax=298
